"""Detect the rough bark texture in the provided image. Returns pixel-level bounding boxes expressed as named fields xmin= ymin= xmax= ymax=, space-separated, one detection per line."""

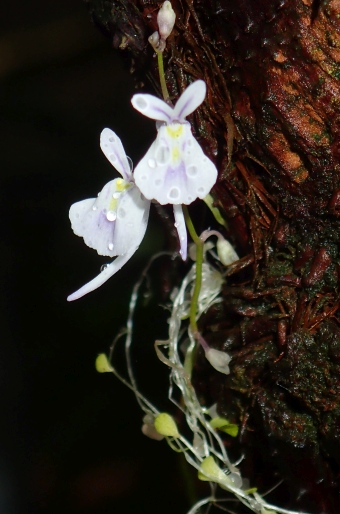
xmin=85 ymin=0 xmax=340 ymax=511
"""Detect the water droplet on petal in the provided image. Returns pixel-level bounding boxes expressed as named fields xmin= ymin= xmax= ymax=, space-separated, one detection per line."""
xmin=174 ymin=222 xmax=178 ymax=228
xmin=168 ymin=187 xmax=180 ymax=201
xmin=148 ymin=159 xmax=156 ymax=168
xmin=155 ymin=145 xmax=170 ymax=165
xmin=106 ymin=210 xmax=117 ymax=221
xmin=187 ymin=165 xmax=198 ymax=177
xmin=110 ymin=154 xmax=117 ymax=162
xmin=108 ymin=243 xmax=114 ymax=251
xmin=75 ymin=213 xmax=80 ymax=218
xmin=100 ymin=263 xmax=110 ymax=272
xmin=154 ymin=179 xmax=162 ymax=186
xmin=109 ymin=136 xmax=115 ymax=143
xmin=92 ymin=205 xmax=97 ymax=211
xmin=112 ymin=192 xmax=120 ymax=199
xmin=197 ymin=187 xmax=205 ymax=194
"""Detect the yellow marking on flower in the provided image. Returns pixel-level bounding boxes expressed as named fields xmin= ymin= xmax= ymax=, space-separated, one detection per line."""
xmin=109 ymin=198 xmax=118 ymax=211
xmin=116 ymin=178 xmax=130 ymax=191
xmin=171 ymin=146 xmax=180 ymax=162
xmin=166 ymin=124 xmax=184 ymax=138
xmin=108 ymin=180 xmax=131 ymax=211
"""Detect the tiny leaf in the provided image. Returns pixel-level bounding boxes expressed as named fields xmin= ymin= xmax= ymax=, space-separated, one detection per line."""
xmin=95 ymin=354 xmax=113 ymax=373
xmin=154 ymin=413 xmax=179 ymax=438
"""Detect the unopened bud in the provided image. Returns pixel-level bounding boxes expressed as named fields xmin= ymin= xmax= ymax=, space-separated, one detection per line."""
xmin=141 ymin=414 xmax=164 ymax=441
xmin=148 ymin=31 xmax=166 ymax=53
xmin=205 ymin=348 xmax=231 ymax=375
xmin=157 ymin=1 xmax=176 ymax=41
xmin=216 ymin=237 xmax=239 ymax=266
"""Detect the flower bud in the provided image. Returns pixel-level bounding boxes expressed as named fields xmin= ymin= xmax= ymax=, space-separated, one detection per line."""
xmin=157 ymin=1 xmax=176 ymax=41
xmin=141 ymin=414 xmax=164 ymax=441
xmin=148 ymin=31 xmax=165 ymax=53
xmin=205 ymin=348 xmax=231 ymax=375
xmin=216 ymin=237 xmax=239 ymax=266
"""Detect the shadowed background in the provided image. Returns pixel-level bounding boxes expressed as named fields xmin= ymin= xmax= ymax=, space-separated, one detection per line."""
xmin=1 ymin=1 xmax=191 ymax=512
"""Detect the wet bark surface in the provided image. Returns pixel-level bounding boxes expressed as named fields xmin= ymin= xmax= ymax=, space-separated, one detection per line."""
xmin=85 ymin=0 xmax=340 ymax=511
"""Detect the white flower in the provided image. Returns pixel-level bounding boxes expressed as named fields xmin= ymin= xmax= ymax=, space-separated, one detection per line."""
xmin=131 ymin=80 xmax=217 ymax=205
xmin=131 ymin=80 xmax=218 ymax=260
xmin=67 ymin=129 xmax=150 ymax=301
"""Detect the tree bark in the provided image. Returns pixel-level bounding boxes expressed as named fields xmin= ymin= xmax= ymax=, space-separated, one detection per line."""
xmin=85 ymin=0 xmax=340 ymax=511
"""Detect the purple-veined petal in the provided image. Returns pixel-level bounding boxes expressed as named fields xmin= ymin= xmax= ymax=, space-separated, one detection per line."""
xmin=67 ymin=246 xmax=138 ymax=301
xmin=133 ymin=124 xmax=217 ymax=205
xmin=173 ymin=80 xmax=206 ymax=122
xmin=173 ymin=204 xmax=187 ymax=260
xmin=100 ymin=128 xmax=132 ymax=181
xmin=131 ymin=93 xmax=174 ymax=123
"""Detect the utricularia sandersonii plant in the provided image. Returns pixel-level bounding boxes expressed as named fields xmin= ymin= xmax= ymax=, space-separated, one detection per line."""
xmin=68 ymin=79 xmax=217 ymax=301
xmin=68 ymin=3 xmax=309 ymax=514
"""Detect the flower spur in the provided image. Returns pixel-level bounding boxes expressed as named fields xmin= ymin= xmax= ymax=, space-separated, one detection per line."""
xmin=67 ymin=129 xmax=150 ymax=301
xmin=131 ymin=80 xmax=218 ymax=259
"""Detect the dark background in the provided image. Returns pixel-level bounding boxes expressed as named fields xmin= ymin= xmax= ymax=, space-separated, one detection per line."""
xmin=1 ymin=1 xmax=191 ymax=512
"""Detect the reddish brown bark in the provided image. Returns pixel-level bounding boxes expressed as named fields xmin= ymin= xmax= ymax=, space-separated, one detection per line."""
xmin=85 ymin=0 xmax=340 ymax=511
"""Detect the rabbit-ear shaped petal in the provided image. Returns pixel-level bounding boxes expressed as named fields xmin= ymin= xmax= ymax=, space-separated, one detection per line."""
xmin=131 ymin=93 xmax=174 ymax=122
xmin=173 ymin=80 xmax=206 ymax=122
xmin=100 ymin=128 xmax=132 ymax=181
